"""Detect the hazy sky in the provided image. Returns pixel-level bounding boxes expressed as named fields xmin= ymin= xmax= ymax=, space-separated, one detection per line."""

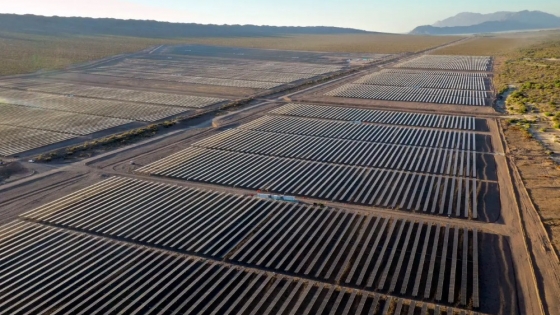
xmin=2 ymin=0 xmax=560 ymax=33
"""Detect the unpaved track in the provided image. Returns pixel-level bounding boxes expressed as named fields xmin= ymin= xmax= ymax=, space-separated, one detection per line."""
xmin=488 ymin=119 xmax=544 ymax=315
xmin=497 ymin=122 xmax=560 ymax=315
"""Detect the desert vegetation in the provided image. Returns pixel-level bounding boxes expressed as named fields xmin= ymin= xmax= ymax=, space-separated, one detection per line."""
xmin=494 ymin=36 xmax=560 ymax=129
xmin=431 ymin=36 xmax=541 ymax=56
xmin=495 ymin=34 xmax=560 ymax=259
xmin=0 ymin=32 xmax=461 ymax=77
xmin=0 ymin=32 xmax=180 ymax=76
xmin=432 ymin=30 xmax=560 ymax=56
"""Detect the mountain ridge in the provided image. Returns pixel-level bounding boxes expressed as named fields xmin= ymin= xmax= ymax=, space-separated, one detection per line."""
xmin=433 ymin=11 xmax=513 ymax=27
xmin=411 ymin=10 xmax=560 ymax=35
xmin=0 ymin=14 xmax=373 ymax=38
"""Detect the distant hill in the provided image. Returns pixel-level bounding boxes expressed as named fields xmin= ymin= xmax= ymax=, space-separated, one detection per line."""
xmin=0 ymin=14 xmax=372 ymax=38
xmin=411 ymin=10 xmax=560 ymax=35
xmin=433 ymin=12 xmax=513 ymax=27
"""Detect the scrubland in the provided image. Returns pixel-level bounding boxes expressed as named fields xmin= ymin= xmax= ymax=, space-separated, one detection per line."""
xmin=0 ymin=32 xmax=180 ymax=76
xmin=494 ymin=34 xmax=560 ymax=126
xmin=0 ymin=33 xmax=462 ymax=76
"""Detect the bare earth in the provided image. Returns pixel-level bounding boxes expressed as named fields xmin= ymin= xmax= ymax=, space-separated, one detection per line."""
xmin=501 ymin=122 xmax=560 ymax=315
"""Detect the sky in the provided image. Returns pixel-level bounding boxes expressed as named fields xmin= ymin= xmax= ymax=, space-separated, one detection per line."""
xmin=2 ymin=0 xmax=560 ymax=33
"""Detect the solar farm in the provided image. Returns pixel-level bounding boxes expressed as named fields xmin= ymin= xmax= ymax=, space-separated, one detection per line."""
xmin=326 ymin=85 xmax=490 ymax=106
xmin=75 ymin=46 xmax=359 ymax=90
xmin=0 ymin=45 xmax=366 ymax=157
xmin=0 ymin=126 xmax=76 ymax=156
xmin=394 ymin=55 xmax=492 ymax=71
xmin=269 ymin=103 xmax=481 ymax=129
xmin=84 ymin=57 xmax=345 ymax=88
xmin=25 ymin=82 xmax=226 ymax=108
xmin=0 ymin=47 xmax=539 ymax=315
xmin=322 ymin=55 xmax=493 ymax=107
xmin=354 ymin=70 xmax=490 ymax=90
xmin=0 ymin=222 xmax=477 ymax=315
xmin=18 ymin=176 xmax=482 ymax=309
xmin=0 ymin=79 xmax=229 ymax=156
xmin=0 ymin=89 xmax=190 ymax=121
xmin=137 ymin=103 xmax=498 ymax=221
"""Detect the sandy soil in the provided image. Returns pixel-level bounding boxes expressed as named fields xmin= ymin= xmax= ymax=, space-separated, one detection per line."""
xmin=495 ymin=120 xmax=560 ymax=315
xmin=503 ymin=122 xmax=560 ymax=258
xmin=501 ymin=123 xmax=560 ymax=315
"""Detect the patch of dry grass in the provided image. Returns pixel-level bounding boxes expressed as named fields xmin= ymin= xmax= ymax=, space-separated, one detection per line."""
xmin=431 ymin=37 xmax=540 ymax=56
xmin=431 ymin=30 xmax=560 ymax=56
xmin=0 ymin=32 xmax=183 ymax=76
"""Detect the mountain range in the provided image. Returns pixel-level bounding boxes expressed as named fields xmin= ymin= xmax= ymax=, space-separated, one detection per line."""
xmin=0 ymin=14 xmax=371 ymax=38
xmin=410 ymin=10 xmax=560 ymax=35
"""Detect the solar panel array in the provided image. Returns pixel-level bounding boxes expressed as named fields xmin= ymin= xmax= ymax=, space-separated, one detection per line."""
xmin=84 ymin=57 xmax=344 ymax=89
xmin=0 ymin=49 xmax=500 ymax=314
xmin=22 ymin=176 xmax=480 ymax=308
xmin=120 ymin=58 xmax=343 ymax=75
xmin=0 ymin=220 xmax=479 ymax=315
xmin=238 ymin=116 xmax=483 ymax=151
xmin=0 ymin=103 xmax=132 ymax=135
xmin=193 ymin=129 xmax=477 ymax=177
xmin=137 ymin=105 xmax=490 ymax=219
xmin=232 ymin=211 xmax=479 ymax=306
xmin=325 ymin=55 xmax=493 ymax=106
xmin=354 ymin=70 xmax=489 ymax=91
xmin=380 ymin=69 xmax=490 ymax=77
xmin=0 ymin=89 xmax=190 ymax=122
xmin=93 ymin=67 xmax=312 ymax=83
xmin=138 ymin=147 xmax=479 ymax=218
xmin=27 ymin=82 xmax=226 ymax=108
xmin=269 ymin=103 xmax=478 ymax=130
xmin=23 ymin=177 xmax=273 ymax=258
xmin=86 ymin=70 xmax=283 ymax=89
xmin=395 ymin=55 xmax=492 ymax=71
xmin=0 ymin=78 xmax=226 ymax=156
xmin=0 ymin=126 xmax=76 ymax=156
xmin=326 ymin=84 xmax=490 ymax=106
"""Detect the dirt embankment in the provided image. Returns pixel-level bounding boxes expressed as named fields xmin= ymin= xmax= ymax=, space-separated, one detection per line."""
xmin=502 ymin=121 xmax=560 ymax=258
